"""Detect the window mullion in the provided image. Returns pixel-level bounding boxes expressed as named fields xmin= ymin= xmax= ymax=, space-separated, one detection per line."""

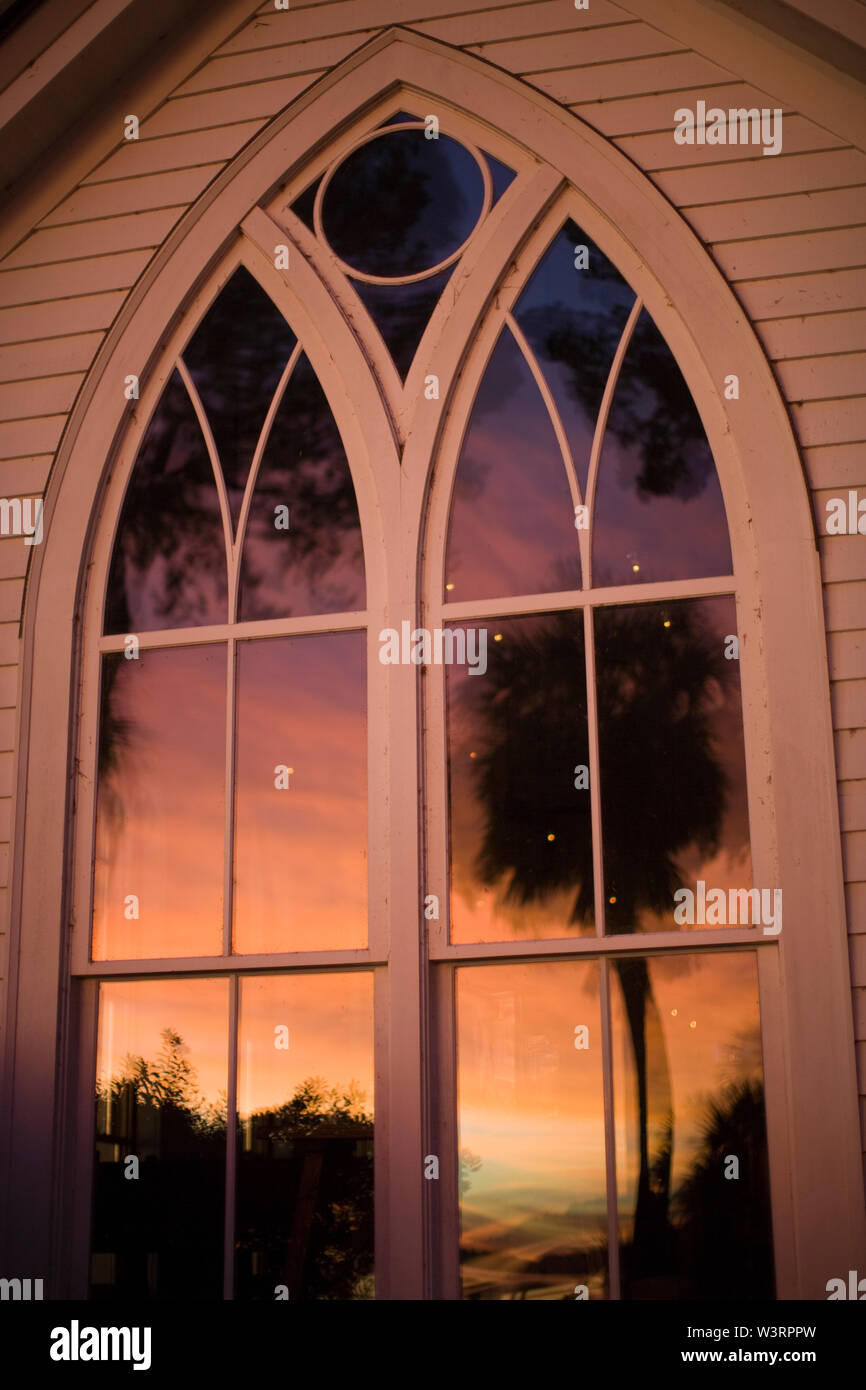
xmin=223 ymin=636 xmax=236 ymax=958
xmin=222 ymin=973 xmax=239 ymax=1300
xmin=584 ymin=605 xmax=605 ymax=938
xmin=599 ymin=957 xmax=621 ymax=1300
xmin=584 ymin=297 xmax=642 ymax=590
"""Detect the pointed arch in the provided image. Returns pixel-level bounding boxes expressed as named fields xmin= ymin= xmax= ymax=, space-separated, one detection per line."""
xmin=4 ymin=27 xmax=862 ymax=1297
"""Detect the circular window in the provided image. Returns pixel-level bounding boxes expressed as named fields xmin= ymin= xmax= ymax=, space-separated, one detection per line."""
xmin=317 ymin=125 xmax=490 ymax=283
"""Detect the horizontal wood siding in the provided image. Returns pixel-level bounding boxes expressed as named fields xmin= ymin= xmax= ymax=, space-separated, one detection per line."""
xmin=0 ymin=0 xmax=864 ymax=1144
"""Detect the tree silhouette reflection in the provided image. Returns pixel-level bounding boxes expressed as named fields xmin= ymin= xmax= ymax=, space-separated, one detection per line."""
xmin=458 ymin=603 xmax=771 ymax=1297
xmin=93 ymin=1031 xmax=374 ymax=1301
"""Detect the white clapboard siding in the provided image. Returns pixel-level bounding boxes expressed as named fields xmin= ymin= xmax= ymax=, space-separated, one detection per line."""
xmin=714 ymin=228 xmax=866 ymax=282
xmin=736 ymin=267 xmax=866 ymax=320
xmin=417 ymin=0 xmax=634 ymax=45
xmin=0 ymin=332 xmax=103 ymax=384
xmin=0 ymin=417 xmax=65 ymax=460
xmin=685 ymin=187 xmax=866 ymax=242
xmin=759 ymin=310 xmax=866 ymax=361
xmin=177 ymin=40 xmax=363 ymax=96
xmin=236 ymin=0 xmax=577 ymax=50
xmin=793 ymin=397 xmax=866 ymax=447
xmin=40 ymin=166 xmax=223 ymax=227
xmin=572 ymin=83 xmax=782 ymax=138
xmin=0 ymin=457 xmax=52 ymax=497
xmin=842 ymin=782 xmax=866 ymax=833
xmin=826 ymin=585 xmax=866 ymax=634
xmin=0 ymin=252 xmax=151 ymax=310
xmin=81 ymin=121 xmax=264 ymax=185
xmin=833 ymin=681 xmax=866 ymax=731
xmin=0 ymin=291 xmax=125 ymax=346
xmin=656 ymin=148 xmax=866 ymax=204
xmin=614 ymin=118 xmax=842 ymax=173
xmin=143 ymin=77 xmax=319 ymax=137
xmin=776 ymin=354 xmax=866 ymax=401
xmin=564 ymin=52 xmax=734 ymax=103
xmin=0 ymin=209 xmax=185 ymax=270
xmin=0 ymin=374 xmax=82 ymax=422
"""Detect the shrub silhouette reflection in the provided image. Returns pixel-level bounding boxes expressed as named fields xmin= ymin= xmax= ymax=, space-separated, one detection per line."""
xmin=93 ymin=1029 xmax=373 ymax=1300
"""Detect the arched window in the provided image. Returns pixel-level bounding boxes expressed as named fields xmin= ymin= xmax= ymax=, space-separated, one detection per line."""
xmin=78 ymin=110 xmax=772 ymax=1302
xmin=8 ymin=38 xmax=861 ymax=1302
xmin=423 ymin=206 xmax=769 ymax=1300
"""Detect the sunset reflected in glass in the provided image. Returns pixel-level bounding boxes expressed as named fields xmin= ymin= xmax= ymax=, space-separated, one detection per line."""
xmin=457 ymin=961 xmax=607 ymax=1299
xmin=595 ymin=596 xmax=751 ymax=935
xmin=612 ymin=951 xmax=772 ymax=1299
xmin=93 ymin=647 xmax=226 ymax=960
xmin=446 ymin=614 xmax=594 ymax=943
xmin=92 ymin=978 xmax=229 ymax=1299
xmin=233 ymin=633 xmax=367 ymax=953
xmin=444 ymin=329 xmax=581 ymax=601
xmin=235 ymin=971 xmax=374 ymax=1300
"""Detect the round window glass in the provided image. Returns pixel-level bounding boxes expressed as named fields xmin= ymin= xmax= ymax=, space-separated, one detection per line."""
xmin=319 ymin=127 xmax=487 ymax=281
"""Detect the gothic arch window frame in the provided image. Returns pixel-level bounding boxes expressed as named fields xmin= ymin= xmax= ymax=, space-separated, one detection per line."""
xmin=3 ymin=30 xmax=862 ymax=1300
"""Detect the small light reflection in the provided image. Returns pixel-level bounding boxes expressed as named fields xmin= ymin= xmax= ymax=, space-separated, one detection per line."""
xmin=547 ymin=833 xmax=555 ymax=842
xmin=445 ymin=583 xmax=455 ymax=591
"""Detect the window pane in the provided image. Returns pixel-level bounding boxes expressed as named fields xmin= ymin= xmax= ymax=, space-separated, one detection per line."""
xmin=233 ymin=633 xmax=367 ymax=953
xmin=444 ymin=330 xmax=581 ymax=601
xmin=594 ymin=596 xmax=751 ymax=935
xmin=104 ymin=369 xmax=227 ymax=633
xmin=321 ymin=129 xmax=485 ymax=278
xmin=592 ymin=310 xmax=732 ymax=587
xmin=238 ymin=354 xmax=365 ymax=621
xmin=612 ymin=951 xmax=773 ymax=1299
xmin=91 ymin=979 xmax=228 ymax=1299
xmin=447 ymin=614 xmax=594 ymax=943
xmin=456 ymin=961 xmax=607 ymax=1299
xmin=182 ymin=266 xmax=298 ymax=533
xmin=93 ymin=647 xmax=225 ymax=960
xmin=235 ymin=972 xmax=375 ymax=1300
xmin=513 ymin=221 xmax=635 ymax=497
xmin=354 ymin=267 xmax=454 ymax=378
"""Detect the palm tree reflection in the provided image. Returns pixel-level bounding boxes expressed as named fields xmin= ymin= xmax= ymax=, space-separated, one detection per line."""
xmin=459 ymin=603 xmax=770 ymax=1296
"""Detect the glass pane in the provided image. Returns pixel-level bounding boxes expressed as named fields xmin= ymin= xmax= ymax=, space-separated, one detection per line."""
xmin=235 ymin=972 xmax=374 ymax=1300
xmin=104 ymin=369 xmax=227 ymax=633
xmin=447 ymin=613 xmax=594 ymax=943
xmin=594 ymin=596 xmax=751 ymax=935
xmin=444 ymin=329 xmax=581 ymax=601
xmin=238 ymin=354 xmax=365 ymax=621
xmin=91 ymin=979 xmax=228 ymax=1299
xmin=613 ymin=951 xmax=773 ymax=1299
xmin=457 ymin=961 xmax=607 ymax=1299
xmin=378 ymin=109 xmax=422 ymax=126
xmin=182 ymin=266 xmax=298 ymax=533
xmin=233 ymin=633 xmax=367 ymax=953
xmin=93 ymin=647 xmax=225 ymax=960
xmin=486 ymin=152 xmax=517 ymax=203
xmin=322 ymin=129 xmax=485 ymax=278
xmin=290 ymin=175 xmax=320 ymax=233
xmin=593 ymin=310 xmax=733 ymax=587
xmin=513 ymin=221 xmax=635 ymax=496
xmin=354 ymin=266 xmax=454 ymax=379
